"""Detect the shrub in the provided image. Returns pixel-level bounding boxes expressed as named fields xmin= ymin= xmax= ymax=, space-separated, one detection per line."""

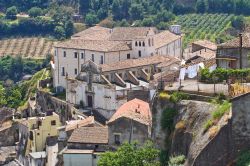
xmin=236 ymin=151 xmax=250 ymax=166
xmin=161 ymin=108 xmax=178 ymax=131
xmin=170 ymin=92 xmax=189 ymax=103
xmin=28 ymin=7 xmax=43 ymax=17
xmin=6 ymin=6 xmax=18 ymax=20
xmin=159 ymin=91 xmax=170 ymax=100
xmin=168 ymin=155 xmax=186 ymax=166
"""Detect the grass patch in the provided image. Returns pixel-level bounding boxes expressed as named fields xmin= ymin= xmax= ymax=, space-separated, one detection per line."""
xmin=204 ymin=119 xmax=213 ymax=131
xmin=212 ymin=101 xmax=231 ymax=120
xmin=170 ymin=92 xmax=189 ymax=103
xmin=168 ymin=155 xmax=186 ymax=166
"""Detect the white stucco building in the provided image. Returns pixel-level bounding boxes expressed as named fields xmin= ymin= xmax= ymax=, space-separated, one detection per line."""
xmin=65 ymin=55 xmax=180 ymax=112
xmin=52 ymin=26 xmax=182 ymax=89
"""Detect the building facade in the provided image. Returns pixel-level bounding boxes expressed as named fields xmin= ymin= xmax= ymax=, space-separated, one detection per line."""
xmin=217 ymin=33 xmax=250 ymax=69
xmin=107 ymin=98 xmax=152 ymax=147
xmin=65 ymin=56 xmax=180 ymax=112
xmin=53 ymin=26 xmax=182 ymax=89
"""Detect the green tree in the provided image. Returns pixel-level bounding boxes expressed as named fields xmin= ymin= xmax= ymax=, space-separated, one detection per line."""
xmin=232 ymin=15 xmax=245 ymax=30
xmin=28 ymin=7 xmax=43 ymax=17
xmin=85 ymin=13 xmax=99 ymax=26
xmin=54 ymin=26 xmax=66 ymax=40
xmin=64 ymin=20 xmax=74 ymax=38
xmin=196 ymin=0 xmax=208 ymax=13
xmin=6 ymin=6 xmax=18 ymax=20
xmin=129 ymin=4 xmax=144 ymax=20
xmin=0 ymin=85 xmax=7 ymax=106
xmin=98 ymin=141 xmax=160 ymax=166
xmin=7 ymin=88 xmax=22 ymax=108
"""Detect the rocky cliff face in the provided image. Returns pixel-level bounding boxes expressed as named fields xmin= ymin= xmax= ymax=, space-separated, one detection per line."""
xmin=152 ymin=97 xmax=232 ymax=166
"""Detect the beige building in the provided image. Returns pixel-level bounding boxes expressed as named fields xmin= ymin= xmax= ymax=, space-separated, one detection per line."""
xmin=17 ymin=113 xmax=61 ymax=165
xmin=53 ymin=26 xmax=182 ymax=89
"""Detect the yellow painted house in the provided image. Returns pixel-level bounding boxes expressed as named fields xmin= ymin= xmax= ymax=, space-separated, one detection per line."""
xmin=18 ymin=112 xmax=61 ymax=155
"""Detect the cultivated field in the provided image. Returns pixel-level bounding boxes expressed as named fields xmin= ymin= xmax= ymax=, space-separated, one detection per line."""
xmin=0 ymin=37 xmax=57 ymax=59
xmin=176 ymin=13 xmax=234 ymax=47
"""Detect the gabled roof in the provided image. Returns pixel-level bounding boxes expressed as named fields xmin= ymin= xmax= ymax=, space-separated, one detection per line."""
xmin=65 ymin=116 xmax=95 ymax=132
xmin=72 ymin=26 xmax=112 ymax=40
xmin=218 ymin=33 xmax=250 ymax=49
xmin=154 ymin=30 xmax=181 ymax=49
xmin=68 ymin=127 xmax=108 ymax=144
xmin=110 ymin=27 xmax=156 ymax=41
xmin=192 ymin=40 xmax=217 ymax=51
xmin=54 ymin=40 xmax=131 ymax=52
xmin=107 ymin=98 xmax=152 ymax=126
xmin=100 ymin=55 xmax=180 ymax=72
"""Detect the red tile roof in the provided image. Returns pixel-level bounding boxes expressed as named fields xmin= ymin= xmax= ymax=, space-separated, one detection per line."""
xmin=68 ymin=127 xmax=108 ymax=144
xmin=107 ymin=98 xmax=152 ymax=126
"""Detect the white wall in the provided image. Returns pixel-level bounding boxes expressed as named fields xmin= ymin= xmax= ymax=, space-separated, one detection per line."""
xmin=63 ymin=154 xmax=93 ymax=166
xmin=156 ymin=38 xmax=182 ymax=59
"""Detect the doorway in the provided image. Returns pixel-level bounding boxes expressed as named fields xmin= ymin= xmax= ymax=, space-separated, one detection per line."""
xmin=87 ymin=95 xmax=93 ymax=108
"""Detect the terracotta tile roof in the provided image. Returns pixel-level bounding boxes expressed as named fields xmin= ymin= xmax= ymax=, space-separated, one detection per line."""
xmin=192 ymin=40 xmax=217 ymax=51
xmin=101 ymin=55 xmax=180 ymax=72
xmin=187 ymin=49 xmax=216 ymax=60
xmin=65 ymin=116 xmax=95 ymax=132
xmin=107 ymin=98 xmax=152 ymax=126
xmin=54 ymin=40 xmax=131 ymax=52
xmin=218 ymin=33 xmax=250 ymax=49
xmin=154 ymin=30 xmax=181 ymax=49
xmin=72 ymin=26 xmax=111 ymax=40
xmin=110 ymin=27 xmax=155 ymax=41
xmin=68 ymin=127 xmax=108 ymax=144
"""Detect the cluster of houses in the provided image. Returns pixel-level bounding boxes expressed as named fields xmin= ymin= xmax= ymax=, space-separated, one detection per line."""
xmin=10 ymin=26 xmax=250 ymax=166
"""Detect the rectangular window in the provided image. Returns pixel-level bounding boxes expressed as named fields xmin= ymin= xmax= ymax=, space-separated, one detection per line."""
xmin=51 ymin=120 xmax=56 ymax=126
xmin=138 ymin=51 xmax=141 ymax=57
xmin=81 ymin=53 xmax=84 ymax=59
xmin=100 ymin=56 xmax=104 ymax=64
xmin=74 ymin=52 xmax=78 ymax=58
xmin=62 ymin=67 xmax=65 ymax=76
xmin=92 ymin=54 xmax=95 ymax=62
xmin=63 ymin=51 xmax=66 ymax=57
xmin=127 ymin=54 xmax=130 ymax=59
xmin=114 ymin=134 xmax=120 ymax=145
xmin=54 ymin=50 xmax=57 ymax=56
xmin=75 ymin=68 xmax=78 ymax=75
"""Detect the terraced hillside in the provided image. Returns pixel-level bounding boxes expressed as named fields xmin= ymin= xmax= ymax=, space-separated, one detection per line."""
xmin=176 ymin=13 xmax=234 ymax=47
xmin=0 ymin=38 xmax=57 ymax=59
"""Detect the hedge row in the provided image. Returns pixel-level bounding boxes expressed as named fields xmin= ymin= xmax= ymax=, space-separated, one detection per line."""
xmin=200 ymin=68 xmax=250 ymax=83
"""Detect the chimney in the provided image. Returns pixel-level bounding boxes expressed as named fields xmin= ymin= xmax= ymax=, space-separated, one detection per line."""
xmin=239 ymin=33 xmax=243 ymax=69
xmin=169 ymin=25 xmax=181 ymax=35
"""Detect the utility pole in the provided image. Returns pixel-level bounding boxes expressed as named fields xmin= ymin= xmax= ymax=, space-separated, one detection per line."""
xmin=239 ymin=33 xmax=243 ymax=69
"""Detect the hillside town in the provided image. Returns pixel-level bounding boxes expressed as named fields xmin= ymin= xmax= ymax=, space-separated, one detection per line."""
xmin=2 ymin=1 xmax=250 ymax=166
